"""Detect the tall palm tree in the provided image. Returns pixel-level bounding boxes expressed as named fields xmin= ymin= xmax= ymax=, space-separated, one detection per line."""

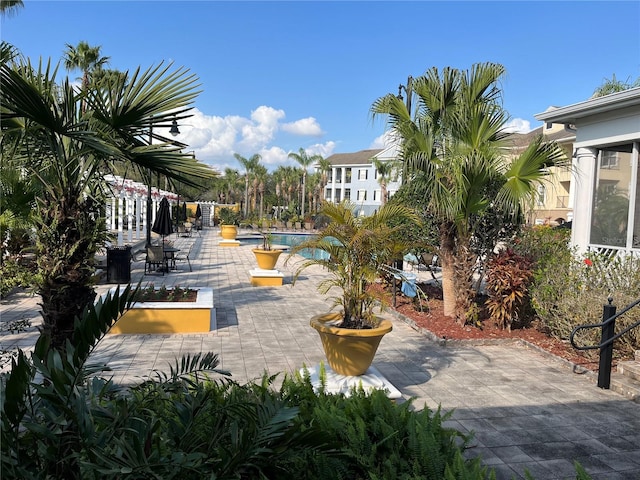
xmin=372 ymin=157 xmax=398 ymax=206
xmin=288 ymin=148 xmax=323 ymax=218
xmin=372 ymin=63 xmax=567 ymax=323
xmin=253 ymin=164 xmax=268 ymax=218
xmin=1 ymin=59 xmax=215 ymax=351
xmin=234 ymin=153 xmax=261 ymax=217
xmin=63 ymin=41 xmax=110 ymax=91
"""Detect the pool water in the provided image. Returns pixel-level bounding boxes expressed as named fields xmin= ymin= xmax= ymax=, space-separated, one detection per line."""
xmin=240 ymin=233 xmax=329 ymax=260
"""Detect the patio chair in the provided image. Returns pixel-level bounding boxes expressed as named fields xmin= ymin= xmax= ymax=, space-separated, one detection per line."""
xmin=380 ymin=264 xmax=426 ymax=310
xmin=174 ymin=243 xmax=193 ymax=272
xmin=419 ymin=252 xmax=441 ymax=283
xmin=144 ymin=246 xmax=167 ymax=275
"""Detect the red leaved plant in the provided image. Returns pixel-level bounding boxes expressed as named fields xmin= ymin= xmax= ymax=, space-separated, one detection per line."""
xmin=485 ymin=249 xmax=534 ymax=331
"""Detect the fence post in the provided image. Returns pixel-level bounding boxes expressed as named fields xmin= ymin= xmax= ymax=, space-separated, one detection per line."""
xmin=597 ymin=297 xmax=617 ymax=389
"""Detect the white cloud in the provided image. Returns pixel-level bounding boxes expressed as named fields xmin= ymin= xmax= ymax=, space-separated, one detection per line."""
xmin=504 ymin=118 xmax=532 ymax=133
xmin=168 ymin=106 xmax=335 ymax=172
xmin=281 ymin=117 xmax=324 ymax=136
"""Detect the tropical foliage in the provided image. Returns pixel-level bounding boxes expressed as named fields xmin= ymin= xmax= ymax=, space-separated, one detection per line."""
xmin=287 ymin=201 xmax=420 ymax=328
xmin=0 ymin=57 xmax=215 ymax=352
xmin=0 ymin=283 xmax=494 ymax=479
xmin=371 ymin=62 xmax=568 ymax=324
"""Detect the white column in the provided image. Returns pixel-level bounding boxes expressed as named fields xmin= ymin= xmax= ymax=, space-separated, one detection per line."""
xmin=330 ymin=167 xmax=337 ymax=203
xmin=126 ymin=194 xmax=133 ymax=243
xmin=110 ymin=197 xmax=116 ymax=230
xmin=135 ymin=194 xmax=142 ymax=240
xmin=573 ymin=147 xmax=598 ymax=254
xmin=117 ymin=192 xmax=124 ymax=246
xmin=340 ymin=168 xmax=346 ymax=201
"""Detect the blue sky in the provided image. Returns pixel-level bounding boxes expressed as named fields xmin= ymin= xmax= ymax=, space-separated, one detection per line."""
xmin=3 ymin=1 xmax=639 ymax=173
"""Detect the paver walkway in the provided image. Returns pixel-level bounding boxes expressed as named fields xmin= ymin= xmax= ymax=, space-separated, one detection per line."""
xmin=1 ymin=227 xmax=639 ymax=479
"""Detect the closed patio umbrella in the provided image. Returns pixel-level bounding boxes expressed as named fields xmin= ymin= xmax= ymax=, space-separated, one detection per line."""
xmin=195 ymin=203 xmax=202 ymax=229
xmin=152 ymin=197 xmax=173 ymax=246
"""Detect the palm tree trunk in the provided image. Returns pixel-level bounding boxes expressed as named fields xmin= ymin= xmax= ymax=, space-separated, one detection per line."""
xmin=36 ymin=192 xmax=102 ymax=351
xmin=439 ymin=224 xmax=457 ymax=318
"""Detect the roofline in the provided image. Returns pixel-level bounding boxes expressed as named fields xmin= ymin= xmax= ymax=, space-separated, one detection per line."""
xmin=534 ymin=87 xmax=640 ymax=124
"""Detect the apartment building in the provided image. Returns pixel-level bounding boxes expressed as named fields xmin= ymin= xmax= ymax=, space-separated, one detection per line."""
xmin=505 ymin=120 xmax=575 ymax=226
xmin=322 ymin=147 xmax=401 ymax=216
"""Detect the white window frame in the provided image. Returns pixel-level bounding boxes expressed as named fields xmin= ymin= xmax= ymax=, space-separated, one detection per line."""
xmin=357 ymin=189 xmax=367 ymax=201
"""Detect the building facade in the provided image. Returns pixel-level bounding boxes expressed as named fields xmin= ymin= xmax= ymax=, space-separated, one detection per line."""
xmin=535 ymin=87 xmax=640 ymax=255
xmin=322 ymin=147 xmax=402 ymax=216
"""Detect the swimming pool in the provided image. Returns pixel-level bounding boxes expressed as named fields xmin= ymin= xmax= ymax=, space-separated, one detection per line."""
xmin=239 ymin=233 xmax=329 ymax=260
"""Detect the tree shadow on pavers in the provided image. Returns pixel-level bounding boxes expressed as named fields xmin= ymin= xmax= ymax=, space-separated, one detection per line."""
xmin=374 ymin=343 xmax=465 ymax=390
xmin=450 ymin=399 xmax=640 ymax=479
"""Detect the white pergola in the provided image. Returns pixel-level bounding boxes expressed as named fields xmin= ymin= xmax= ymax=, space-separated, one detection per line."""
xmin=103 ymin=175 xmax=179 ymax=246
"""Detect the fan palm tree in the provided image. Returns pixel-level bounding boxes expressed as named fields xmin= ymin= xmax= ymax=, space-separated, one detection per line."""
xmin=372 ymin=63 xmax=567 ymax=323
xmin=1 ymin=59 xmax=215 ymax=352
xmin=372 ymin=157 xmax=398 ymax=206
xmin=288 ymin=148 xmax=323 ymax=218
xmin=234 ymin=153 xmax=261 ymax=217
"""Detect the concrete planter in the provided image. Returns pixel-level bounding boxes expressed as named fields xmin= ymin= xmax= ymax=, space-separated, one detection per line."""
xmin=110 ymin=287 xmax=215 ymax=334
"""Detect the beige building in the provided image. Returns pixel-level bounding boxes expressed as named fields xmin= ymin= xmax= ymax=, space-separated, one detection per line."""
xmin=505 ymin=120 xmax=575 ymax=226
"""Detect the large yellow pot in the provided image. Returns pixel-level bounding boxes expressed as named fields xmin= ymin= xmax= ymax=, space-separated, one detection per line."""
xmin=252 ymin=248 xmax=282 ymax=270
xmin=310 ymin=312 xmax=392 ymax=376
xmin=220 ymin=225 xmax=238 ymax=240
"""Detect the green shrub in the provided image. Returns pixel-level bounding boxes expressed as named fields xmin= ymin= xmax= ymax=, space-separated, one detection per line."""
xmin=0 ymin=257 xmax=37 ymax=298
xmin=514 ymin=226 xmax=640 ymax=356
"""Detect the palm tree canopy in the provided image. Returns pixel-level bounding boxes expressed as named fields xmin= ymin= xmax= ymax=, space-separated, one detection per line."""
xmin=63 ymin=41 xmax=110 ymax=88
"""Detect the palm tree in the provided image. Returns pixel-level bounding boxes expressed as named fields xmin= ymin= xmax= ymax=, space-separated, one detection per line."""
xmin=234 ymin=153 xmax=261 ymax=217
xmin=372 ymin=63 xmax=567 ymax=323
xmin=288 ymin=148 xmax=323 ymax=218
xmin=253 ymin=164 xmax=268 ymax=218
xmin=0 ymin=0 xmax=23 ymax=16
xmin=63 ymin=41 xmax=110 ymax=91
xmin=1 ymin=59 xmax=215 ymax=351
xmin=372 ymin=157 xmax=398 ymax=205
xmin=591 ymin=73 xmax=640 ymax=98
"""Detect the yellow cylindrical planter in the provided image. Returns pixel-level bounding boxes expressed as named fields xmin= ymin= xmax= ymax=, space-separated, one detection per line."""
xmin=220 ymin=225 xmax=238 ymax=240
xmin=252 ymin=248 xmax=282 ymax=270
xmin=310 ymin=312 xmax=392 ymax=376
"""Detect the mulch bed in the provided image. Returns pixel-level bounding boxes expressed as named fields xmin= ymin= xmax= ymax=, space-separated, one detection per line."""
xmin=374 ymin=282 xmax=603 ymax=372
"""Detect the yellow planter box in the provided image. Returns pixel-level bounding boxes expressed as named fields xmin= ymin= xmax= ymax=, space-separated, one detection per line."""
xmin=109 ymin=288 xmax=215 ymax=334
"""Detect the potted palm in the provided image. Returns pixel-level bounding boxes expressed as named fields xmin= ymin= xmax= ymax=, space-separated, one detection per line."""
xmin=252 ymin=231 xmax=282 ymax=270
xmin=286 ymin=201 xmax=419 ymax=375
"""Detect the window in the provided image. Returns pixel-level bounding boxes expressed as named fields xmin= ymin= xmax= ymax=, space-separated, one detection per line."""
xmin=358 ymin=169 xmax=368 ymax=180
xmin=536 ymin=185 xmax=545 ymax=206
xmin=601 ymin=151 xmax=619 ymax=170
xmin=344 ymin=188 xmax=351 ymax=201
xmin=373 ymin=190 xmax=380 ymax=202
xmin=345 ymin=168 xmax=352 ymax=183
xmin=325 ymin=188 xmax=332 ymax=201
xmin=335 ymin=168 xmax=341 ymax=183
xmin=590 ymin=146 xmax=632 ymax=247
xmin=357 ymin=190 xmax=367 ymax=201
